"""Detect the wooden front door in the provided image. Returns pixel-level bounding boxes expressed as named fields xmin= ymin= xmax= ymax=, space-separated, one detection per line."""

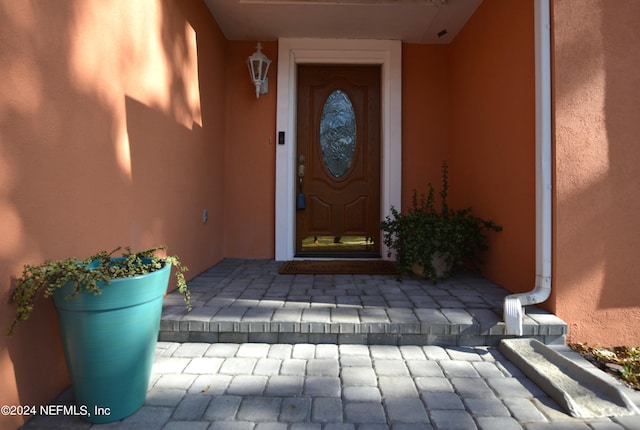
xmin=295 ymin=65 xmax=381 ymax=256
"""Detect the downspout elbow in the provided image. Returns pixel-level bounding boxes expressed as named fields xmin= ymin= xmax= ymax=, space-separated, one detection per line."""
xmin=520 ymin=274 xmax=551 ymax=306
xmin=504 ymin=275 xmax=551 ymax=336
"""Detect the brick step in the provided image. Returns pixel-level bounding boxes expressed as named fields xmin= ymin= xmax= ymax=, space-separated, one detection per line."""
xmin=158 ymin=259 xmax=567 ymax=347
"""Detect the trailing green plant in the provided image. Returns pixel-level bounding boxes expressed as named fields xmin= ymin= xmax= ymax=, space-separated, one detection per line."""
xmin=381 ymin=161 xmax=502 ymax=281
xmin=7 ymin=246 xmax=191 ymax=336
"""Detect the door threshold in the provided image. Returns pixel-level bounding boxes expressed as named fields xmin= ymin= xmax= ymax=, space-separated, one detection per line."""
xmin=294 ymin=252 xmax=382 ymax=259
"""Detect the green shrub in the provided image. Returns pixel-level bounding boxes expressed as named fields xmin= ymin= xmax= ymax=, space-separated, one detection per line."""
xmin=381 ymin=161 xmax=502 ymax=281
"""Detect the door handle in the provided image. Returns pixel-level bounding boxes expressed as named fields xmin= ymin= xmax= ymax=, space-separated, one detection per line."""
xmin=298 ymin=155 xmax=305 ymax=179
xmin=297 ymin=155 xmax=306 ymax=210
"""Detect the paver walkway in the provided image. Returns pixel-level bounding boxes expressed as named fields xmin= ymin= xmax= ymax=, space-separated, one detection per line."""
xmin=23 ymin=342 xmax=640 ymax=429
xmin=19 ymin=260 xmax=640 ymax=429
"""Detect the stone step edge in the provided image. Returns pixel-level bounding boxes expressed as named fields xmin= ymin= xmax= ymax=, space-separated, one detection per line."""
xmin=159 ymin=319 xmax=567 ymax=337
xmin=158 ymin=330 xmax=566 ymax=347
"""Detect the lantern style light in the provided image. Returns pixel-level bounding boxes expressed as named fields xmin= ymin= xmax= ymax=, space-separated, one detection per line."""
xmin=246 ymin=42 xmax=271 ymax=99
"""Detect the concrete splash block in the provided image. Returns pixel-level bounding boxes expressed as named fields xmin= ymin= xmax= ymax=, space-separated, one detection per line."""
xmin=499 ymin=338 xmax=640 ymax=418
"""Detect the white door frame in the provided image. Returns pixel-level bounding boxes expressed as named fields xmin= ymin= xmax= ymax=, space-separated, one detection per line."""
xmin=274 ymin=38 xmax=402 ymax=261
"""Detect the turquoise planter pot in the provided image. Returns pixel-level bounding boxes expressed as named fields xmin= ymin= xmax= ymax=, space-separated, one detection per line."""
xmin=52 ymin=260 xmax=171 ymax=424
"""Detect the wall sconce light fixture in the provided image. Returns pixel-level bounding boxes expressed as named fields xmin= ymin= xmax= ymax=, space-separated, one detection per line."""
xmin=247 ymin=42 xmax=271 ymax=99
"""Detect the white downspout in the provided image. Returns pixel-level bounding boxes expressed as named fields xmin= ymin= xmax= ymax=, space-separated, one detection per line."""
xmin=504 ymin=0 xmax=552 ymax=336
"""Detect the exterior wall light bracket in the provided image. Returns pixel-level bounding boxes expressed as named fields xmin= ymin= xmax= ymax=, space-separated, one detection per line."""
xmin=247 ymin=42 xmax=271 ymax=99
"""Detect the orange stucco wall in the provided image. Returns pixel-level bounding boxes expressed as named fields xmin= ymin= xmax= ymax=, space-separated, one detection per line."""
xmin=402 ymin=44 xmax=451 ymax=207
xmin=447 ymin=0 xmax=537 ymax=294
xmin=224 ymin=41 xmax=277 ymax=259
xmin=0 ymin=0 xmax=227 ymax=427
xmin=552 ymin=0 xmax=640 ymax=345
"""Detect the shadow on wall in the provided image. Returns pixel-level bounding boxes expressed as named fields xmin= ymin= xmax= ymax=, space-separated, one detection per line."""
xmin=1 ymin=0 xmax=122 ymax=421
xmin=555 ymin=3 xmax=640 ymax=312
xmin=124 ymin=95 xmax=213 ymax=258
xmin=599 ymin=3 xmax=640 ymax=310
xmin=0 ymin=0 xmax=225 ymax=426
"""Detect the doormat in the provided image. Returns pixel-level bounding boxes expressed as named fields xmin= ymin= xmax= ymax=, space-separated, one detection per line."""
xmin=279 ymin=260 xmax=398 ymax=275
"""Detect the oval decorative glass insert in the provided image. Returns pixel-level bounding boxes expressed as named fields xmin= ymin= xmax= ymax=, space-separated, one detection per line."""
xmin=320 ymin=90 xmax=357 ymax=178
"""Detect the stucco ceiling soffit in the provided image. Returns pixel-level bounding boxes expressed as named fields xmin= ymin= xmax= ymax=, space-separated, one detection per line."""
xmin=204 ymin=0 xmax=482 ymax=44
